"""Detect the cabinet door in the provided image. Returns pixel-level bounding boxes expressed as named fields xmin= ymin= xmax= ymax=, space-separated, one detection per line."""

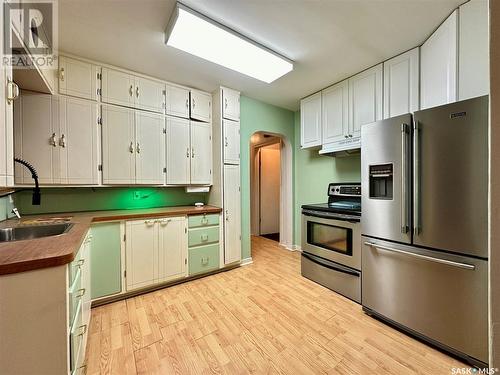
xmin=158 ymin=217 xmax=187 ymax=282
xmin=190 ymin=90 xmax=212 ymax=122
xmin=459 ymin=0 xmax=489 ymax=100
xmin=383 ymin=48 xmax=420 ymax=119
xmin=224 ymin=164 xmax=241 ymax=264
xmin=223 ymin=119 xmax=240 ymax=165
xmin=101 ymin=105 xmax=135 ymax=184
xmin=125 ymin=219 xmax=158 ymax=291
xmin=166 ymin=84 xmax=190 ymax=118
xmin=14 ymin=92 xmax=59 ymax=184
xmin=81 ymin=233 xmax=92 ymax=327
xmin=58 ymin=56 xmax=100 ymax=101
xmin=90 ymin=223 xmax=122 ymax=300
xmin=420 ymin=10 xmax=458 ymax=110
xmin=349 ymin=64 xmax=383 ymax=137
xmin=135 ymin=111 xmax=165 ymax=184
xmin=322 ymin=80 xmax=349 ymax=145
xmin=134 ymin=77 xmax=165 ymax=113
xmin=101 ymin=67 xmax=135 ymax=108
xmin=222 ymin=87 xmax=240 ymax=121
xmin=190 ymin=122 xmax=212 ymax=185
xmin=166 ymin=116 xmax=190 ymax=185
xmin=59 ymin=96 xmax=99 ymax=185
xmin=300 ymin=92 xmax=322 ymax=148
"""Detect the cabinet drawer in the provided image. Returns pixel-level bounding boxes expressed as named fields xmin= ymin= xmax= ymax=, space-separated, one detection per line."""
xmin=188 ymin=226 xmax=219 ymax=247
xmin=70 ymin=301 xmax=85 ymax=372
xmin=189 ymin=244 xmax=219 ymax=275
xmin=68 ymin=267 xmax=84 ymax=327
xmin=188 ymin=214 xmax=219 ymax=228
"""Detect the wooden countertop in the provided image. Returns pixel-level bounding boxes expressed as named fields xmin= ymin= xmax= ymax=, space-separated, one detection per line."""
xmin=0 ymin=205 xmax=222 ymax=276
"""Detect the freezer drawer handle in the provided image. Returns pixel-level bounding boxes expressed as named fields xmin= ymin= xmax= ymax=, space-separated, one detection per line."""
xmin=302 ymin=252 xmax=360 ymax=277
xmin=364 ymin=242 xmax=475 ymax=270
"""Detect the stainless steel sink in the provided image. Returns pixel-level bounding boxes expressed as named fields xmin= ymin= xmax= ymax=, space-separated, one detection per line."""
xmin=0 ymin=223 xmax=74 ymax=243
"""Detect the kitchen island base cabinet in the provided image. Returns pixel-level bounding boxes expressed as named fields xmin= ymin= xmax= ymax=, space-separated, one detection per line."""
xmin=90 ymin=223 xmax=122 ymax=300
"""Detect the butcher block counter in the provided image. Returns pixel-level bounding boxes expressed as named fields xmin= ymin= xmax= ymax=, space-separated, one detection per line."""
xmin=0 ymin=205 xmax=222 ymax=276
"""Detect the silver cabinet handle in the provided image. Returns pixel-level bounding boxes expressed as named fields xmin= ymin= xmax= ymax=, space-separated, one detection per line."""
xmin=7 ymin=80 xmax=19 ymax=104
xmin=186 ymin=147 xmax=190 ymax=158
xmin=77 ymin=324 xmax=87 ymax=337
xmin=129 ymin=85 xmax=133 ymax=97
xmin=49 ymin=133 xmax=57 ymax=147
xmin=224 ymin=136 xmax=228 ymax=147
xmin=192 ymin=98 xmax=195 ymax=109
xmin=413 ymin=120 xmax=420 ymax=235
xmin=364 ymin=241 xmax=475 ymax=270
xmin=60 ymin=67 xmax=65 ymax=81
xmin=201 ymin=257 xmax=209 ymax=265
xmin=225 ymin=98 xmax=228 ymax=109
xmin=136 ymin=142 xmax=140 ymax=154
xmin=344 ymin=135 xmax=349 ymax=139
xmin=201 ymin=234 xmax=209 ymax=242
xmin=191 ymin=148 xmax=195 ymax=158
xmin=59 ymin=134 xmax=66 ymax=148
xmin=76 ymin=288 xmax=86 ymax=298
xmin=136 ymin=86 xmax=139 ymax=98
xmin=158 ymin=218 xmax=170 ymax=225
xmin=401 ymin=123 xmax=408 ymax=234
xmin=129 ymin=142 xmax=135 ymax=153
xmin=225 ymin=209 xmax=229 ymax=221
xmin=185 ymin=98 xmax=189 ymax=109
xmin=348 ymin=134 xmax=353 ymax=138
xmin=145 ymin=220 xmax=155 ymax=225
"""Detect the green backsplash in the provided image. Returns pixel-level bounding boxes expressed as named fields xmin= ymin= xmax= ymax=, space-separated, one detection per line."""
xmin=14 ymin=187 xmax=206 ymax=215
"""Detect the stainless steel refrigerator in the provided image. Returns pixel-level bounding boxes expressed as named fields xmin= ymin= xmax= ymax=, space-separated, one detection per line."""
xmin=361 ymin=95 xmax=488 ymax=367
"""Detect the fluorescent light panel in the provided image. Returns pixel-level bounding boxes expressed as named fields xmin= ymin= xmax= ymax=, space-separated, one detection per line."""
xmin=165 ymin=3 xmax=293 ymax=83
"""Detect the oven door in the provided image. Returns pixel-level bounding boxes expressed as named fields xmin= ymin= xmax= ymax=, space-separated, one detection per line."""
xmin=301 ymin=213 xmax=361 ymax=270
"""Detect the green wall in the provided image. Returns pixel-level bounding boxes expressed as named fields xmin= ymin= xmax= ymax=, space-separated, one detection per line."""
xmin=14 ymin=187 xmax=206 ymax=215
xmin=293 ymin=112 xmax=361 ymax=246
xmin=239 ymin=96 xmax=295 ymax=259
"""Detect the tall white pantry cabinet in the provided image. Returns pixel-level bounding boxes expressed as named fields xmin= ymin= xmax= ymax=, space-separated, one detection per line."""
xmin=209 ymin=87 xmax=242 ymax=265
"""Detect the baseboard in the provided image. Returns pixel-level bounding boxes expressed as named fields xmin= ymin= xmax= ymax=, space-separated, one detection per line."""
xmin=292 ymin=245 xmax=302 ymax=252
xmin=240 ymin=257 xmax=253 ymax=266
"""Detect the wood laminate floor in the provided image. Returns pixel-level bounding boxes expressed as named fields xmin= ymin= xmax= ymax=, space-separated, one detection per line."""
xmin=85 ymin=236 xmax=466 ymax=374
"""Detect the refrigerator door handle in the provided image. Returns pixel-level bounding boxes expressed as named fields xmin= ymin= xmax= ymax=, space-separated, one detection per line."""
xmin=364 ymin=241 xmax=475 ymax=270
xmin=401 ymin=123 xmax=409 ymax=234
xmin=413 ymin=120 xmax=420 ymax=235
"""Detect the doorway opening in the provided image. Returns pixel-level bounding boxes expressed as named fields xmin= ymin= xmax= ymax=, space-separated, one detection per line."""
xmin=250 ymin=132 xmax=293 ymax=250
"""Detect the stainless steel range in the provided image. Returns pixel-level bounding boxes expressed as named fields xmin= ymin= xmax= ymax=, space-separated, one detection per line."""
xmin=361 ymin=96 xmax=488 ymax=367
xmin=301 ymin=183 xmax=361 ymax=303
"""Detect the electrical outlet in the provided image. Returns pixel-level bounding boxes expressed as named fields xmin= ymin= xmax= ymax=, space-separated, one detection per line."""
xmin=133 ymin=191 xmax=141 ymax=200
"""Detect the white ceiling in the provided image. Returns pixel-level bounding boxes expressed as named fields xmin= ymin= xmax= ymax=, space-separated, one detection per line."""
xmin=58 ymin=0 xmax=463 ymax=111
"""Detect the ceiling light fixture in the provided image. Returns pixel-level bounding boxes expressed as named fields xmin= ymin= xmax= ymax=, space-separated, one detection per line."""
xmin=165 ymin=3 xmax=293 ymax=83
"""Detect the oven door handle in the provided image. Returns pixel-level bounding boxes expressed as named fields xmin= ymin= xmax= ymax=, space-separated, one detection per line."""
xmin=302 ymin=210 xmax=359 ymax=223
xmin=302 ymin=252 xmax=360 ymax=277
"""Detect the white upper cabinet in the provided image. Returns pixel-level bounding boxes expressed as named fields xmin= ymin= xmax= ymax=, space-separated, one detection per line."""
xmin=383 ymin=48 xmax=420 ymax=119
xmin=222 ymin=87 xmax=240 ymax=121
xmin=300 ymin=92 xmax=322 ymax=148
xmin=420 ymin=10 xmax=458 ymax=110
xmin=101 ymin=68 xmax=135 ymax=108
xmin=349 ymin=64 xmax=383 ymax=137
xmin=223 ymin=119 xmax=240 ymax=165
xmin=101 ymin=68 xmax=164 ymax=113
xmin=166 ymin=84 xmax=190 ymax=119
xmin=58 ymin=56 xmax=101 ymax=101
xmin=166 ymin=116 xmax=190 ymax=185
xmin=135 ymin=112 xmax=165 ymax=185
xmin=459 ymin=0 xmax=489 ymax=100
xmin=158 ymin=216 xmax=187 ymax=282
xmin=321 ymin=80 xmax=349 ymax=145
xmin=134 ymin=77 xmax=165 ymax=113
xmin=101 ymin=105 xmax=136 ymax=185
xmin=190 ymin=90 xmax=212 ymax=123
xmin=58 ymin=96 xmax=99 ymax=185
xmin=190 ymin=122 xmax=212 ymax=185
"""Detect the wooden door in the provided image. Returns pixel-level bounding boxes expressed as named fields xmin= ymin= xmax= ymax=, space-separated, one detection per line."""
xmin=166 ymin=116 xmax=190 ymax=185
xmin=190 ymin=122 xmax=212 ymax=185
xmin=158 ymin=216 xmax=187 ymax=282
xmin=135 ymin=111 xmax=164 ymax=184
xmin=166 ymin=84 xmax=190 ymax=119
xmin=223 ymin=119 xmax=240 ymax=165
xmin=101 ymin=105 xmax=135 ymax=184
xmin=222 ymin=87 xmax=240 ymax=121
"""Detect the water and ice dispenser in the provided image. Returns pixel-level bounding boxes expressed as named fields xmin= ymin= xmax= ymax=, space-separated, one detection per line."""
xmin=369 ymin=163 xmax=393 ymax=199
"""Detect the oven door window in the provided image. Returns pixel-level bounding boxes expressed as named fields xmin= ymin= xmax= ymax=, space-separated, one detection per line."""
xmin=307 ymin=221 xmax=353 ymax=256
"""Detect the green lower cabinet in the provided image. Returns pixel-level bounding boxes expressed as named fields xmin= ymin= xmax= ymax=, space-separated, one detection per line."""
xmin=189 ymin=244 xmax=219 ymax=276
xmin=188 ymin=226 xmax=219 ymax=247
xmin=188 ymin=213 xmax=219 ymax=228
xmin=90 ymin=223 xmax=122 ymax=300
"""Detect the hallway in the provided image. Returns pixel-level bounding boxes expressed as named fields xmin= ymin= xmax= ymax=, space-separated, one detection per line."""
xmin=85 ymin=236 xmax=465 ymax=374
